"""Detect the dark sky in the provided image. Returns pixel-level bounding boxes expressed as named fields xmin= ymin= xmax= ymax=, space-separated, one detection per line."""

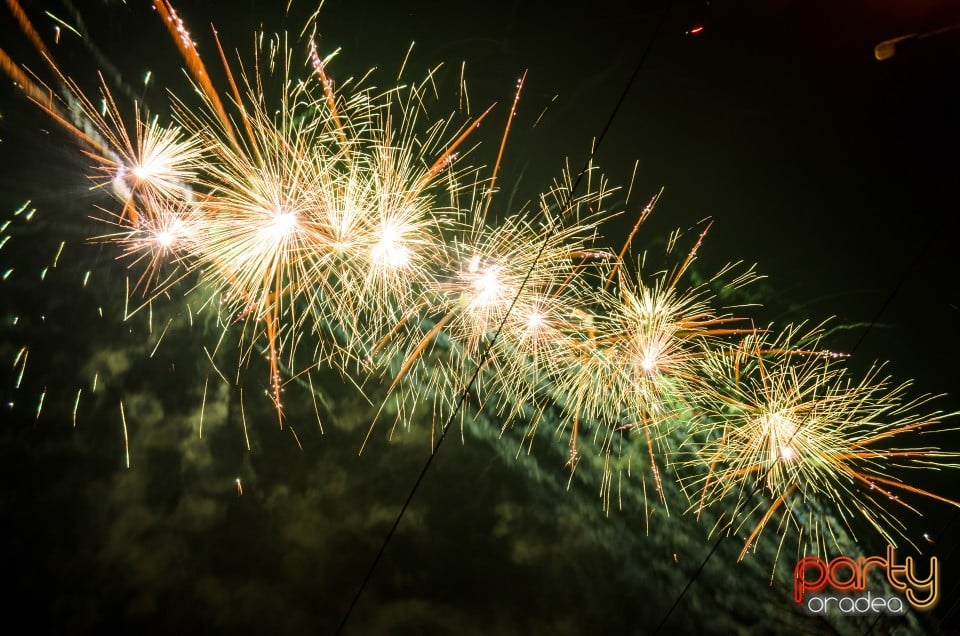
xmin=2 ymin=1 xmax=960 ymax=634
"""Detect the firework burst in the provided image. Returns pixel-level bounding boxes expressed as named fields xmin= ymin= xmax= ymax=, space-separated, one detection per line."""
xmin=2 ymin=2 xmax=495 ymax=420
xmin=688 ymin=323 xmax=960 ymax=562
xmin=539 ymin=219 xmax=758 ymax=513
xmin=1 ymin=0 xmax=957 ymax=582
xmin=364 ymin=165 xmax=615 ymax=442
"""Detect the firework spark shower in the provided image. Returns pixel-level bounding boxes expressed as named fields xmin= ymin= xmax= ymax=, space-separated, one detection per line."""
xmin=1 ymin=1 xmax=959 ymax=633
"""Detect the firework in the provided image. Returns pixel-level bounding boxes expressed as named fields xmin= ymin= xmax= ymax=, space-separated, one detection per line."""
xmin=2 ymin=0 xmax=499 ymax=421
xmin=1 ymin=0 xmax=957 ymax=581
xmin=688 ymin=322 xmax=960 ymax=562
xmin=530 ymin=219 xmax=759 ymax=515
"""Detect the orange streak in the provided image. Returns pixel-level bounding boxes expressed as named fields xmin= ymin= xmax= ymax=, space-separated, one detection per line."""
xmin=0 ymin=46 xmax=55 ymax=110
xmin=691 ymin=328 xmax=757 ymax=337
xmin=850 ymin=419 xmax=941 ymax=448
xmin=644 ymin=423 xmax=666 ymax=505
xmin=669 ymin=220 xmax=713 ymax=288
xmin=605 ymin=189 xmax=661 ymax=289
xmin=415 ymin=103 xmax=496 ymax=193
xmin=5 ymin=0 xmax=56 ymax=73
xmin=369 ymin=307 xmax=422 ymax=359
xmin=483 ymin=71 xmax=526 ymax=218
xmin=212 ymin=26 xmax=261 ymax=163
xmin=0 ymin=53 xmax=113 ymax=161
xmin=569 ymin=412 xmax=580 ymax=463
xmin=851 ymin=471 xmax=959 ymax=508
xmin=266 ymin=298 xmax=283 ymax=425
xmin=310 ymin=41 xmax=348 ymax=151
xmin=152 ymin=0 xmax=238 ymax=150
xmin=679 ymin=316 xmax=750 ymax=329
xmin=696 ymin=455 xmax=724 ymax=519
xmin=738 ymin=483 xmax=796 ymax=561
xmin=387 ymin=312 xmax=454 ymax=395
xmin=835 ymin=450 xmax=943 ymax=461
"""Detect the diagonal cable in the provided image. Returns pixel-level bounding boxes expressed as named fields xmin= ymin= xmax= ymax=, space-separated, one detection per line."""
xmin=653 ymin=234 xmax=933 ymax=634
xmin=335 ymin=4 xmax=674 ymax=633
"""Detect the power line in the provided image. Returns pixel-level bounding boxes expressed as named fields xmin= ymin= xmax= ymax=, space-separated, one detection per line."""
xmin=653 ymin=234 xmax=933 ymax=634
xmin=334 ymin=4 xmax=674 ymax=632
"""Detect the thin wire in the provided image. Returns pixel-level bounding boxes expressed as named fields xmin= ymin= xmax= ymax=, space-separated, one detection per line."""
xmin=653 ymin=235 xmax=933 ymax=634
xmin=334 ymin=4 xmax=674 ymax=633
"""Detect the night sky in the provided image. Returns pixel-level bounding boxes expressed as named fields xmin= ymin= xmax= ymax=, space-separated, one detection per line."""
xmin=2 ymin=1 xmax=960 ymax=634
